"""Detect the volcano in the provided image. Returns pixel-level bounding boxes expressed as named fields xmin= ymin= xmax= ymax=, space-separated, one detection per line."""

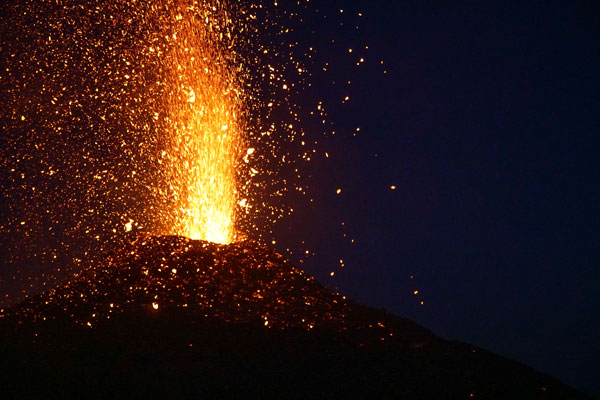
xmin=0 ymin=236 xmax=591 ymax=399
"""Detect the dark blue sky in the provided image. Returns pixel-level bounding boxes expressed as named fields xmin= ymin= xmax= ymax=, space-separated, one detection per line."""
xmin=273 ymin=1 xmax=599 ymax=396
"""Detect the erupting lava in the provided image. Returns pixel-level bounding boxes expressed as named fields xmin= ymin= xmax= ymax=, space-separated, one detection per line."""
xmin=0 ymin=0 xmax=332 ymax=301
xmin=160 ymin=3 xmax=243 ymax=244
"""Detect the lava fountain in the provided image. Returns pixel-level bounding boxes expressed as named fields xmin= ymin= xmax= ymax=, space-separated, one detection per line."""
xmin=159 ymin=2 xmax=244 ymax=244
xmin=0 ymin=0 xmax=310 ymax=298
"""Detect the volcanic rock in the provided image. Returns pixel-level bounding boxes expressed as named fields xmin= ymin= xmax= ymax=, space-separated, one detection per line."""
xmin=0 ymin=236 xmax=592 ymax=399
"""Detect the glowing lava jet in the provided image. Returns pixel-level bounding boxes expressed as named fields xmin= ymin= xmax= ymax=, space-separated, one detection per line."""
xmin=160 ymin=2 xmax=244 ymax=244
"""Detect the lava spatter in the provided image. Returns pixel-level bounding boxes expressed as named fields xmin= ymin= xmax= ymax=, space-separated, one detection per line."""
xmin=8 ymin=236 xmax=349 ymax=330
xmin=5 ymin=235 xmax=429 ymax=345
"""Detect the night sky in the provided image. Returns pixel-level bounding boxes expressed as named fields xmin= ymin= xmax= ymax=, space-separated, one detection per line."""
xmin=272 ymin=1 xmax=599 ymax=396
xmin=1 ymin=0 xmax=598 ymax=397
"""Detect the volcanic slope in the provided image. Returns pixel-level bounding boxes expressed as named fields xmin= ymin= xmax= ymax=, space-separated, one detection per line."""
xmin=0 ymin=236 xmax=592 ymax=399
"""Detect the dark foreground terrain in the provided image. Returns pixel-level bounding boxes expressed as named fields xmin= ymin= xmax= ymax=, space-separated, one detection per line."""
xmin=0 ymin=236 xmax=592 ymax=399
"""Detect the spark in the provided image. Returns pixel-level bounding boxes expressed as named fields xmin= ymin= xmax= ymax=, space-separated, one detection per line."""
xmin=125 ymin=220 xmax=134 ymax=232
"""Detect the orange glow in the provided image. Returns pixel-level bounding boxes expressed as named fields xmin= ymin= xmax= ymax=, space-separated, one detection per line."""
xmin=160 ymin=3 xmax=244 ymax=244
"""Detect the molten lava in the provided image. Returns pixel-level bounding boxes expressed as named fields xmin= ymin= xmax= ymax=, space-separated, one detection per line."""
xmin=160 ymin=3 xmax=243 ymax=244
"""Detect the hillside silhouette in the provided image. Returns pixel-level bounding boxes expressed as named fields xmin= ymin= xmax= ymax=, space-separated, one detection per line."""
xmin=0 ymin=236 xmax=592 ymax=399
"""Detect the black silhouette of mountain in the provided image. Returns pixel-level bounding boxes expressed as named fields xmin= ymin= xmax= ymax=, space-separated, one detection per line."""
xmin=0 ymin=236 xmax=592 ymax=399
